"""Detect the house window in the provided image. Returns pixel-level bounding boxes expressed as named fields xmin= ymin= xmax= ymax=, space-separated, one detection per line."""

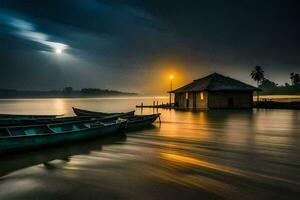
xmin=200 ymin=92 xmax=204 ymax=100
xmin=185 ymin=92 xmax=189 ymax=99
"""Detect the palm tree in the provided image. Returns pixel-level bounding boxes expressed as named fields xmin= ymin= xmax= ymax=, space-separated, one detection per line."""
xmin=251 ymin=66 xmax=264 ymax=102
xmin=290 ymin=72 xmax=300 ymax=85
xmin=290 ymin=73 xmax=295 ymax=85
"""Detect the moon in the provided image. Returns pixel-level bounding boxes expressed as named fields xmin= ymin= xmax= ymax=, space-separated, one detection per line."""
xmin=55 ymin=48 xmax=62 ymax=54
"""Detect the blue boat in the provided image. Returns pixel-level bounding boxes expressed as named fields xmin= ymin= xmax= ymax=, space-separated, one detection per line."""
xmin=0 ymin=119 xmax=127 ymax=154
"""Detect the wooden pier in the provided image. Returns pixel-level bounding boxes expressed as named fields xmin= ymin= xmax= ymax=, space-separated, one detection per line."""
xmin=254 ymin=101 xmax=300 ymax=109
xmin=136 ymin=100 xmax=300 ymax=110
xmin=136 ymin=101 xmax=175 ymax=109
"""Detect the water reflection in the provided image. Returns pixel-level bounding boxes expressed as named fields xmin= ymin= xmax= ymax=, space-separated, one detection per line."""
xmin=0 ymin=135 xmax=127 ymax=177
xmin=0 ymin=98 xmax=300 ymax=199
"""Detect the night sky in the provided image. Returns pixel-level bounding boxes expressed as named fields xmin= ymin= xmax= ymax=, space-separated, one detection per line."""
xmin=0 ymin=0 xmax=299 ymax=94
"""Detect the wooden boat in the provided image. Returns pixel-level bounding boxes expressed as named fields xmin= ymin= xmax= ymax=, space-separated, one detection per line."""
xmin=69 ymin=113 xmax=161 ymax=129
xmin=0 ymin=113 xmax=128 ymax=128
xmin=72 ymin=107 xmax=135 ymax=117
xmin=0 ymin=113 xmax=63 ymax=121
xmin=0 ymin=113 xmax=161 ymax=130
xmin=0 ymin=118 xmax=127 ymax=154
xmin=126 ymin=113 xmax=161 ymax=130
xmin=0 ymin=115 xmax=99 ymax=127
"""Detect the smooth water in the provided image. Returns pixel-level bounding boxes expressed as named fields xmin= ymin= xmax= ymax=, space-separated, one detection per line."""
xmin=0 ymin=97 xmax=300 ymax=200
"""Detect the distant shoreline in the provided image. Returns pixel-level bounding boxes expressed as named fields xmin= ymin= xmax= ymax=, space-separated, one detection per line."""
xmin=0 ymin=95 xmax=138 ymax=99
xmin=0 ymin=88 xmax=138 ymax=99
xmin=257 ymin=95 xmax=300 ymax=102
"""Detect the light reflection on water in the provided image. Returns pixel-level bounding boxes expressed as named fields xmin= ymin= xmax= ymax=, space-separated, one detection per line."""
xmin=0 ymin=97 xmax=300 ymax=200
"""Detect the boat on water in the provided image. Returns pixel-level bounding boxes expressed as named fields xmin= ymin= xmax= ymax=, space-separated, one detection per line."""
xmin=72 ymin=107 xmax=160 ymax=129
xmin=0 ymin=115 xmax=103 ymax=127
xmin=125 ymin=114 xmax=161 ymax=130
xmin=0 ymin=118 xmax=127 ymax=154
xmin=0 ymin=110 xmax=131 ymax=127
xmin=72 ymin=107 xmax=135 ymax=117
xmin=0 ymin=113 xmax=63 ymax=121
xmin=0 ymin=113 xmax=161 ymax=130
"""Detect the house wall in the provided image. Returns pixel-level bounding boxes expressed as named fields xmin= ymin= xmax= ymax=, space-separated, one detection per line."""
xmin=174 ymin=91 xmax=208 ymax=109
xmin=175 ymin=93 xmax=187 ymax=108
xmin=195 ymin=91 xmax=208 ymax=109
xmin=175 ymin=91 xmax=253 ymax=109
xmin=187 ymin=93 xmax=193 ymax=109
xmin=207 ymin=91 xmax=253 ymax=109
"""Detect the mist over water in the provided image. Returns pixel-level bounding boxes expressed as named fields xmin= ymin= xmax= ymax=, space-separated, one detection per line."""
xmin=0 ymin=97 xmax=300 ymax=200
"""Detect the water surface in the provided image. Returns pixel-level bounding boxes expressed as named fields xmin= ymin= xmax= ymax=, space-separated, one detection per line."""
xmin=0 ymin=97 xmax=299 ymax=200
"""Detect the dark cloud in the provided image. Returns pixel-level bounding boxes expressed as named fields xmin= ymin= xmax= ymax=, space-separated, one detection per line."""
xmin=0 ymin=0 xmax=299 ymax=94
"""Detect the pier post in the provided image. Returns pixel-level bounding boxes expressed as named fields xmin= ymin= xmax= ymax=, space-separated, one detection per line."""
xmin=141 ymin=102 xmax=143 ymax=114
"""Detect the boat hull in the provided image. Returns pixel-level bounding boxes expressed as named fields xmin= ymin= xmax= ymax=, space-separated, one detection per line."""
xmin=0 ymin=114 xmax=61 ymax=121
xmin=72 ymin=107 xmax=135 ymax=117
xmin=0 ymin=121 xmax=126 ymax=154
xmin=0 ymin=113 xmax=159 ymax=129
xmin=127 ymin=114 xmax=160 ymax=130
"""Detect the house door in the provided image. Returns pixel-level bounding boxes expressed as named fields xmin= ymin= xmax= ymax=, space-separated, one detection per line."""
xmin=192 ymin=92 xmax=197 ymax=108
xmin=185 ymin=92 xmax=189 ymax=108
xmin=228 ymin=97 xmax=234 ymax=107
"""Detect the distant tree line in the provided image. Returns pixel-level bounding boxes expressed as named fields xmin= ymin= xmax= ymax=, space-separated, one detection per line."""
xmin=0 ymin=87 xmax=137 ymax=98
xmin=251 ymin=66 xmax=300 ymax=96
xmin=290 ymin=73 xmax=300 ymax=86
xmin=80 ymin=88 xmax=132 ymax=95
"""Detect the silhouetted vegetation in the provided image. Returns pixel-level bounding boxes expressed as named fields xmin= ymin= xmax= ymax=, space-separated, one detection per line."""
xmin=81 ymin=88 xmax=134 ymax=96
xmin=259 ymin=78 xmax=277 ymax=91
xmin=251 ymin=66 xmax=264 ymax=101
xmin=62 ymin=87 xmax=73 ymax=94
xmin=251 ymin=68 xmax=300 ymax=95
xmin=0 ymin=87 xmax=137 ymax=99
xmin=259 ymin=84 xmax=300 ymax=95
xmin=290 ymin=73 xmax=300 ymax=85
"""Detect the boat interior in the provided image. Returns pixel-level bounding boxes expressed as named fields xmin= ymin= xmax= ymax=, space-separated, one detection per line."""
xmin=0 ymin=121 xmax=109 ymax=138
xmin=49 ymin=123 xmax=89 ymax=133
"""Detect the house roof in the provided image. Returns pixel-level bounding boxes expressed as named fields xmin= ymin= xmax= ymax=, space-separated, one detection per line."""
xmin=171 ymin=73 xmax=258 ymax=93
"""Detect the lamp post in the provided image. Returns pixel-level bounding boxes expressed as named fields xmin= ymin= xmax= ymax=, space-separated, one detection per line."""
xmin=169 ymin=75 xmax=174 ymax=107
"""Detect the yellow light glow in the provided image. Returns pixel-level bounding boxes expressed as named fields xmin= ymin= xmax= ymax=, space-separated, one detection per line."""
xmin=200 ymin=92 xmax=204 ymax=100
xmin=170 ymin=75 xmax=174 ymax=80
